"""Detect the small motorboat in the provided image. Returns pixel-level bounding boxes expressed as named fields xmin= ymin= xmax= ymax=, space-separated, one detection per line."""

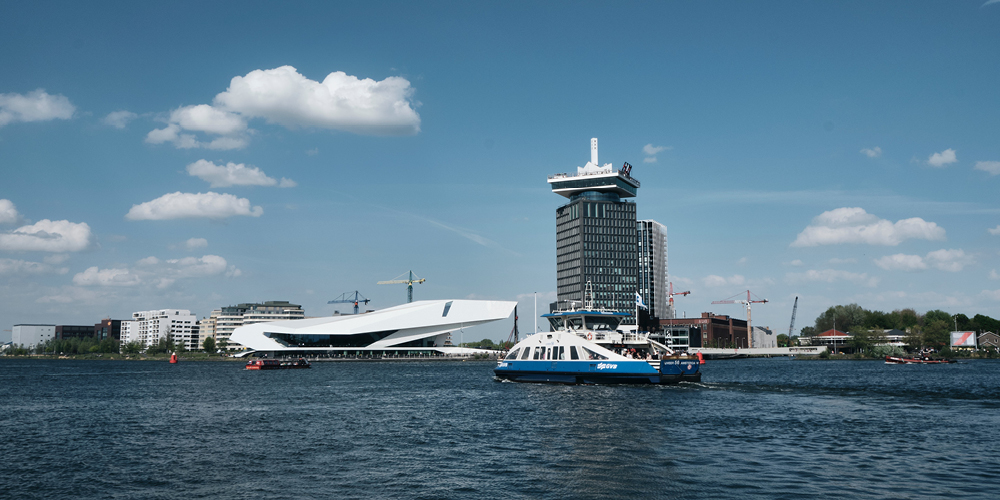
xmin=885 ymin=355 xmax=956 ymax=365
xmin=245 ymin=358 xmax=311 ymax=370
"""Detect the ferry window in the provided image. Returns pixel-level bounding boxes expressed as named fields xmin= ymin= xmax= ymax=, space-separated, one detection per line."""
xmin=566 ymin=317 xmax=583 ymax=330
xmin=505 ymin=348 xmax=519 ymax=360
xmin=533 ymin=348 xmax=541 ymax=360
xmin=520 ymin=347 xmax=531 ymax=360
xmin=558 ymin=346 xmax=566 ymax=360
xmin=581 ymin=347 xmax=608 ymax=360
xmin=546 ymin=347 xmax=552 ymax=360
xmin=570 ymin=346 xmax=579 ymax=360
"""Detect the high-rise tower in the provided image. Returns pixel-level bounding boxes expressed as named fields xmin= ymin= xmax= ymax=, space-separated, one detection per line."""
xmin=548 ymin=139 xmax=640 ymax=316
xmin=637 ymin=220 xmax=668 ymax=320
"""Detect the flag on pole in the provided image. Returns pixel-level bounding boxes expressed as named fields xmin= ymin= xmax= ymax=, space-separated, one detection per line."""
xmin=636 ymin=292 xmax=647 ymax=310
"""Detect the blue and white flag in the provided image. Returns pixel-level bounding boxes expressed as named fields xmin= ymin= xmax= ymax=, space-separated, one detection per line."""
xmin=636 ymin=292 xmax=647 ymax=310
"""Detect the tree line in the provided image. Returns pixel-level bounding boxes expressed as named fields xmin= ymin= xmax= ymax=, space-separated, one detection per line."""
xmin=798 ymin=303 xmax=1000 ymax=354
xmin=6 ymin=333 xmax=223 ymax=356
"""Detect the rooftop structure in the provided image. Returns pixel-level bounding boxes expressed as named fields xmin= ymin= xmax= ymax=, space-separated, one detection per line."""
xmin=216 ymin=301 xmax=305 ymax=351
xmin=547 ymin=138 xmax=640 ymax=200
xmin=230 ymin=299 xmax=515 ymax=356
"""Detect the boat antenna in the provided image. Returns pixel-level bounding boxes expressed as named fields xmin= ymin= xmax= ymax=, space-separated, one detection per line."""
xmin=584 ymin=280 xmax=595 ymax=310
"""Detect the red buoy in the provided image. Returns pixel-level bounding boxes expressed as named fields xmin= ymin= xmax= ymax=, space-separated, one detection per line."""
xmin=169 ymin=352 xmax=178 ymax=364
xmin=696 ymin=351 xmax=705 ymax=365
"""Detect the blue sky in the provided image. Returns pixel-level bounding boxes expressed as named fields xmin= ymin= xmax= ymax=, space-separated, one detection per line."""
xmin=2 ymin=1 xmax=1000 ymax=342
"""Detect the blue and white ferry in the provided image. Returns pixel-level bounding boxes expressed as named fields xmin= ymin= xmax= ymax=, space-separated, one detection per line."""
xmin=494 ymin=293 xmax=701 ymax=385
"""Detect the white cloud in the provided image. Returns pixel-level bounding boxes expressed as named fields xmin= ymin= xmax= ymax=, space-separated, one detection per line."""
xmin=0 ymin=89 xmax=75 ymax=127
xmin=185 ymin=159 xmax=295 ymax=188
xmin=103 ymin=110 xmax=138 ymax=129
xmin=989 ymin=226 xmax=1000 ymax=235
xmin=927 ymin=148 xmax=957 ymax=167
xmin=125 ymin=192 xmax=263 ymax=220
xmin=975 ymin=161 xmax=1000 ymax=175
xmin=874 ymin=249 xmax=974 ymax=273
xmin=981 ymin=289 xmax=1000 ymax=301
xmin=789 ymin=259 xmax=804 ymax=267
xmin=0 ymin=258 xmax=68 ymax=275
xmin=145 ymin=105 xmax=248 ymax=150
xmin=74 ymin=254 xmax=240 ymax=289
xmin=860 ymin=146 xmax=882 ymax=158
xmin=989 ymin=269 xmax=999 ymax=280
xmin=0 ymin=199 xmax=20 ymax=224
xmin=984 ymin=0 xmax=1000 ymax=7
xmin=214 ymin=66 xmax=420 ymax=135
xmin=146 ymin=66 xmax=420 ymax=148
xmin=0 ymin=219 xmax=94 ymax=252
xmin=643 ymin=144 xmax=670 ymax=155
xmin=925 ymin=248 xmax=973 ymax=272
xmin=642 ymin=143 xmax=671 ymax=163
xmin=184 ymin=238 xmax=208 ymax=249
xmin=703 ymin=274 xmax=746 ymax=287
xmin=786 ymin=269 xmax=878 ymax=287
xmin=73 ymin=266 xmax=142 ymax=286
xmin=874 ymin=254 xmax=927 ymax=272
xmin=170 ymin=104 xmax=246 ymax=135
xmin=791 ymin=207 xmax=945 ymax=247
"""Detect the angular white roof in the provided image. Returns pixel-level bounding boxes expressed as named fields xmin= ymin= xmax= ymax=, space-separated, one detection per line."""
xmin=230 ymin=299 xmax=516 ymax=351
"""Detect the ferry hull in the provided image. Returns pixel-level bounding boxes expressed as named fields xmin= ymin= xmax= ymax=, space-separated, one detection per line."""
xmin=494 ymin=359 xmax=700 ymax=385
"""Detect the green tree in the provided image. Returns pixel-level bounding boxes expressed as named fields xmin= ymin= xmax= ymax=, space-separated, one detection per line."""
xmin=849 ymin=330 xmax=873 ymax=354
xmin=203 ymin=336 xmax=216 ymax=353
xmin=972 ymin=314 xmax=1000 ymax=334
xmin=891 ymin=308 xmax=920 ymax=330
xmin=923 ymin=319 xmax=950 ymax=349
xmin=924 ymin=309 xmax=952 ymax=325
xmin=815 ymin=303 xmax=867 ymax=333
xmin=121 ymin=341 xmax=143 ymax=355
xmin=799 ymin=326 xmax=816 ymax=337
xmin=776 ymin=334 xmax=789 ymax=347
xmin=954 ymin=313 xmax=972 ymax=331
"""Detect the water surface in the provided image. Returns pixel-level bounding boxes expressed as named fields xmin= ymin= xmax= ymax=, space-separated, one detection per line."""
xmin=1 ymin=358 xmax=997 ymax=499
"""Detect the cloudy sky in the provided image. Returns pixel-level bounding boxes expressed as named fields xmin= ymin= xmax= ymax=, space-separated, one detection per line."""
xmin=2 ymin=1 xmax=1000 ymax=342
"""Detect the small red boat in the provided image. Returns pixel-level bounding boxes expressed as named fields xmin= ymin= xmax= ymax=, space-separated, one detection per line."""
xmin=885 ymin=355 xmax=956 ymax=365
xmin=245 ymin=358 xmax=311 ymax=370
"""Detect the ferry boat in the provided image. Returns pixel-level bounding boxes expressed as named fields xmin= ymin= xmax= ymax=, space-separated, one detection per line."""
xmin=245 ymin=358 xmax=312 ymax=370
xmin=494 ymin=287 xmax=701 ymax=385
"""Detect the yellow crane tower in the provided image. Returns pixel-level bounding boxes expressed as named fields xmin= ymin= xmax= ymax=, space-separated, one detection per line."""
xmin=377 ymin=270 xmax=426 ymax=303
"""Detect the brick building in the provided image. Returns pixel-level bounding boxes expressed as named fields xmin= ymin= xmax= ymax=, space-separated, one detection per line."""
xmin=660 ymin=313 xmax=750 ymax=349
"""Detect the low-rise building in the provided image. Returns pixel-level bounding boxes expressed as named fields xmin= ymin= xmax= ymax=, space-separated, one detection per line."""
xmin=12 ymin=324 xmax=55 ymax=348
xmin=660 ymin=313 xmax=750 ymax=349
xmin=124 ymin=309 xmax=199 ymax=351
xmin=978 ymin=332 xmax=1000 ymax=349
xmin=56 ymin=325 xmax=94 ymax=340
xmin=197 ymin=310 xmax=220 ymax=350
xmin=94 ymin=319 xmax=123 ymax=341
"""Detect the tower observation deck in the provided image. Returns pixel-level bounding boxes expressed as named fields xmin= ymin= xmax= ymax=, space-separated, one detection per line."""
xmin=547 ymin=138 xmax=641 ymax=201
xmin=549 ymin=138 xmax=640 ymax=321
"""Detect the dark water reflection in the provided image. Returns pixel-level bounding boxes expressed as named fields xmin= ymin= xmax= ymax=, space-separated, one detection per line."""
xmin=1 ymin=358 xmax=998 ymax=499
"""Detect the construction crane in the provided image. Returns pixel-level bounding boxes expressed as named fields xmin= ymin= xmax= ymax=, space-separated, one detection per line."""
xmin=328 ymin=291 xmax=370 ymax=315
xmin=712 ymin=290 xmax=768 ymax=348
xmin=377 ymin=270 xmax=426 ymax=303
xmin=667 ymin=282 xmax=690 ymax=319
xmin=788 ymin=296 xmax=799 ymax=337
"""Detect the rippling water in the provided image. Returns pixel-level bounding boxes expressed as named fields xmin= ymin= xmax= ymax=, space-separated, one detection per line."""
xmin=1 ymin=358 xmax=998 ymax=499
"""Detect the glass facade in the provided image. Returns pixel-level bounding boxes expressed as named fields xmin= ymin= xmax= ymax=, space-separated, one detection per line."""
xmin=555 ymin=198 xmax=638 ymax=317
xmin=637 ymin=220 xmax=668 ymax=321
